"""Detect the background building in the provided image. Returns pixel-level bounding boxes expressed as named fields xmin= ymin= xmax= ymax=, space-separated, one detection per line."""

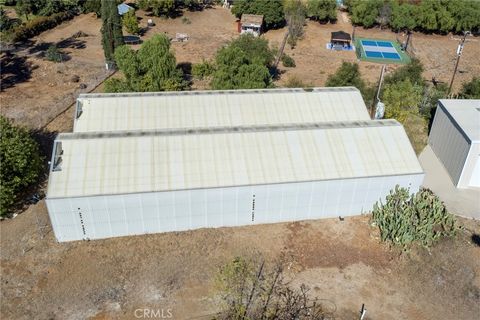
xmin=429 ymin=99 xmax=480 ymax=188
xmin=239 ymin=14 xmax=263 ymax=37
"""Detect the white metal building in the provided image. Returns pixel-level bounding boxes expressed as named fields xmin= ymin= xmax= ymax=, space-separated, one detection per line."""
xmin=46 ymin=120 xmax=424 ymax=242
xmin=429 ymin=99 xmax=480 ymax=188
xmin=73 ymin=88 xmax=370 ymax=133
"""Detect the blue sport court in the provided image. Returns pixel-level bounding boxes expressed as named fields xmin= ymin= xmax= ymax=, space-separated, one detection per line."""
xmin=356 ymin=38 xmax=410 ymax=64
xmin=361 ymin=39 xmax=400 ymax=60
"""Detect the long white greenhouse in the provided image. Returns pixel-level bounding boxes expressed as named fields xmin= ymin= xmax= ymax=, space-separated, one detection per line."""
xmin=46 ymin=88 xmax=424 ymax=242
xmin=73 ymin=87 xmax=370 ymax=132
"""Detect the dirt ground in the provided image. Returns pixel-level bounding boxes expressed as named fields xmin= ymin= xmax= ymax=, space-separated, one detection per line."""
xmin=0 ymin=13 xmax=109 ymax=129
xmin=0 ymin=200 xmax=479 ymax=320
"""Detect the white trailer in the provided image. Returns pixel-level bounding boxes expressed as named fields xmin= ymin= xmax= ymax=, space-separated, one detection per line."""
xmin=429 ymin=99 xmax=480 ymax=188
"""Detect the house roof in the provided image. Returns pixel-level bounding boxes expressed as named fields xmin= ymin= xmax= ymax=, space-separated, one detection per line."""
xmin=438 ymin=99 xmax=480 ymax=143
xmin=74 ymin=87 xmax=370 ymax=133
xmin=241 ymin=14 xmax=264 ymax=26
xmin=331 ymin=31 xmax=351 ymax=41
xmin=46 ymin=120 xmax=423 ymax=198
xmin=117 ymin=3 xmax=134 ymax=15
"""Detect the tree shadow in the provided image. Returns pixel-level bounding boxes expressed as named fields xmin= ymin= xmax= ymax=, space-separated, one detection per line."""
xmin=472 ymin=234 xmax=480 ymax=247
xmin=178 ymin=61 xmax=192 ymax=86
xmin=427 ymin=106 xmax=437 ymax=134
xmin=0 ymin=51 xmax=32 ymax=91
xmin=28 ymin=37 xmax=86 ymax=56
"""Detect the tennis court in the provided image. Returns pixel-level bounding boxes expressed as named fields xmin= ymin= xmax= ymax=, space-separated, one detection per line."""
xmin=356 ymin=38 xmax=410 ymax=64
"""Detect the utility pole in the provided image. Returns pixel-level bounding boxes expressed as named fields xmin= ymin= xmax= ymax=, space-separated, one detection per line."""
xmin=274 ymin=30 xmax=289 ymax=70
xmin=405 ymin=30 xmax=411 ymax=51
xmin=370 ymin=64 xmax=386 ymax=119
xmin=448 ymin=31 xmax=471 ymax=96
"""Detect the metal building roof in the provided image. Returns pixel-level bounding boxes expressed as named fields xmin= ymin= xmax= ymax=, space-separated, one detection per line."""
xmin=117 ymin=3 xmax=133 ymax=15
xmin=47 ymin=120 xmax=423 ymax=199
xmin=73 ymin=87 xmax=370 ymax=133
xmin=438 ymin=99 xmax=480 ymax=143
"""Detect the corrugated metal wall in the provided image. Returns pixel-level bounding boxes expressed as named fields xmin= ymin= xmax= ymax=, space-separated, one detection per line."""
xmin=429 ymin=105 xmax=470 ymax=186
xmin=47 ymin=174 xmax=424 ymax=242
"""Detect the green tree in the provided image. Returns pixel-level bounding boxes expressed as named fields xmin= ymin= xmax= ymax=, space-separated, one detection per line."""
xmin=101 ymin=0 xmax=124 ymax=64
xmin=104 ymin=34 xmax=185 ymax=92
xmin=389 ymin=2 xmax=417 ymax=31
xmin=447 ymin=0 xmax=480 ymax=33
xmin=232 ymin=0 xmax=285 ymax=29
xmin=15 ymin=0 xmax=36 ymax=20
xmin=211 ymin=34 xmax=273 ymax=90
xmin=307 ymin=0 xmax=337 ymax=22
xmin=326 ymin=62 xmax=366 ymax=92
xmin=83 ymin=0 xmax=102 ymax=17
xmin=458 ymin=77 xmax=480 ymax=99
xmin=0 ymin=8 xmax=13 ymax=32
xmin=284 ymin=0 xmax=306 ymax=48
xmin=122 ymin=10 xmax=139 ymax=34
xmin=377 ymin=2 xmax=392 ymax=28
xmin=0 ymin=116 xmax=43 ymax=217
xmin=138 ymin=0 xmax=176 ymax=17
xmin=349 ymin=0 xmax=381 ymax=28
xmin=417 ymin=1 xmax=435 ymax=30
xmin=384 ymin=58 xmax=424 ymax=87
xmin=382 ymin=78 xmax=426 ymax=153
xmin=382 ymin=79 xmax=423 ymax=123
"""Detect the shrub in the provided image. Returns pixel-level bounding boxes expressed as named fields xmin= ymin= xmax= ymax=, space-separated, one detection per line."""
xmin=45 ymin=44 xmax=63 ymax=62
xmin=281 ymin=53 xmax=295 ymax=67
xmin=326 ymin=62 xmax=366 ymax=92
xmin=284 ymin=75 xmax=308 ymax=88
xmin=104 ymin=34 xmax=186 ymax=93
xmin=181 ymin=16 xmax=191 ymax=24
xmin=216 ymin=257 xmax=328 ymax=319
xmin=372 ymin=187 xmax=458 ymax=249
xmin=458 ymin=77 xmax=480 ymax=99
xmin=10 ymin=11 xmax=74 ymax=42
xmin=192 ymin=60 xmax=215 ymax=79
xmin=384 ymin=58 xmax=424 ymax=87
xmin=122 ymin=10 xmax=140 ymax=35
xmin=211 ymin=34 xmax=274 ymax=90
xmin=0 ymin=8 xmax=13 ymax=32
xmin=0 ymin=116 xmax=44 ymax=217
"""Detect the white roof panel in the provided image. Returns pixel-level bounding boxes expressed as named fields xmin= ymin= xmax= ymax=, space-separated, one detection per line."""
xmin=73 ymin=87 xmax=370 ymax=133
xmin=47 ymin=120 xmax=423 ymax=198
xmin=439 ymin=99 xmax=480 ymax=142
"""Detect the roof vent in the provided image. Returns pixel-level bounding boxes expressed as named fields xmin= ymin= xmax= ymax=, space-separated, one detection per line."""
xmin=75 ymin=100 xmax=83 ymax=119
xmin=52 ymin=142 xmax=63 ymax=172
